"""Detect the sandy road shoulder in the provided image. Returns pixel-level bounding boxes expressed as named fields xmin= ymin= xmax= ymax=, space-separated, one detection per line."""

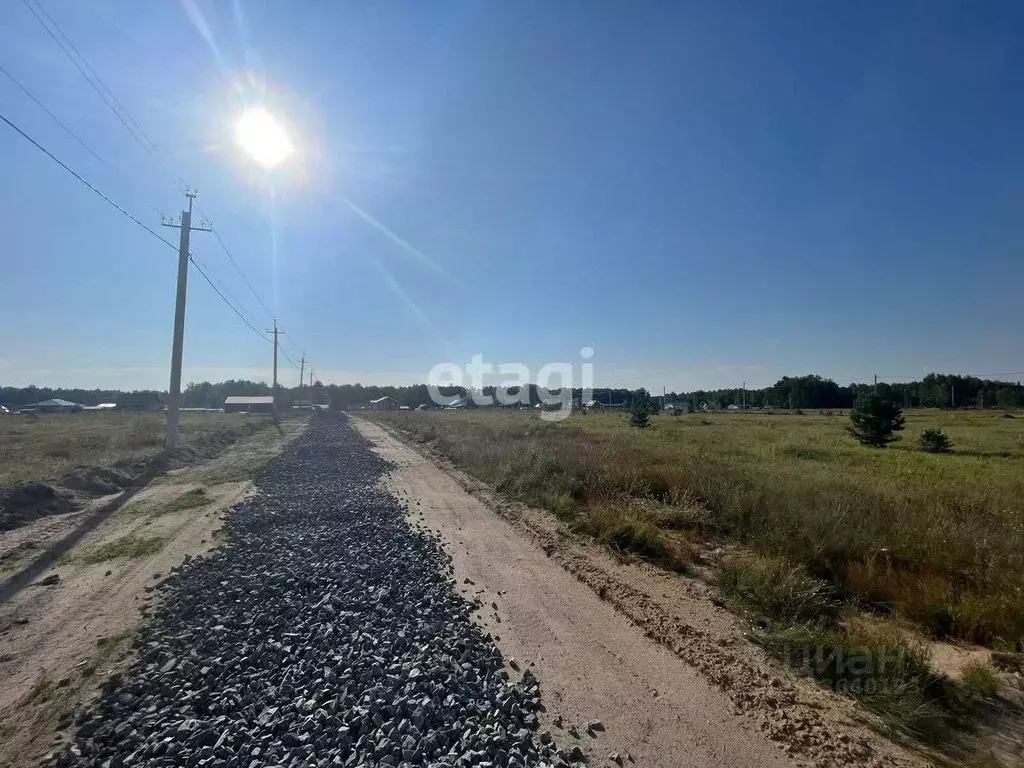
xmin=0 ymin=418 xmax=308 ymax=767
xmin=353 ymin=417 xmax=926 ymax=768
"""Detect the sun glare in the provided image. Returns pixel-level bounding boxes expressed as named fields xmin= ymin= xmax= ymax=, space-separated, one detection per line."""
xmin=235 ymin=106 xmax=294 ymax=168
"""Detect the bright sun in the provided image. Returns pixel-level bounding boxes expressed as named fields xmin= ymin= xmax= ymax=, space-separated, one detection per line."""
xmin=235 ymin=106 xmax=294 ymax=168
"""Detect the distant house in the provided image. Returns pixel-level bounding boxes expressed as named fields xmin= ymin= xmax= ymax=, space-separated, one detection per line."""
xmin=224 ymin=395 xmax=275 ymax=414
xmin=28 ymin=399 xmax=82 ymax=413
xmin=81 ymin=403 xmax=118 ymax=412
xmin=369 ymin=396 xmax=399 ymax=411
xmin=585 ymin=399 xmax=628 ymax=411
xmin=664 ymin=402 xmax=692 ymax=413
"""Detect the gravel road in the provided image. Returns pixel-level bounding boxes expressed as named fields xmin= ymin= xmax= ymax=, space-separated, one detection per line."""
xmin=59 ymin=413 xmax=553 ymax=768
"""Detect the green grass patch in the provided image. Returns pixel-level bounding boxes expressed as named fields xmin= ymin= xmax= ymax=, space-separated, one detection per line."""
xmin=600 ymin=516 xmax=671 ymax=561
xmin=158 ymin=487 xmax=210 ymax=515
xmin=77 ymin=536 xmax=165 ymax=564
xmin=959 ymin=661 xmax=1001 ymax=697
xmin=719 ymin=553 xmax=838 ymax=624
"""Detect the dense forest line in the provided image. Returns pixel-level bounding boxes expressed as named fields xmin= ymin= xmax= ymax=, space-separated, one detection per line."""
xmin=3 ymin=372 xmax=1023 ymax=411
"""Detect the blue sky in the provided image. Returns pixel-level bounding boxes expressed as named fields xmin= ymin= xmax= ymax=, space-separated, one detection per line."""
xmin=2 ymin=0 xmax=1023 ymax=392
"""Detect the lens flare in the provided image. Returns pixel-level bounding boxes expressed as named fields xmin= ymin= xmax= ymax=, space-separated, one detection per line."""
xmin=235 ymin=106 xmax=294 ymax=168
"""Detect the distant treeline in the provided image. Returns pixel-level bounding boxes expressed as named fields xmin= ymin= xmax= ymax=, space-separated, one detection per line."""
xmin=3 ymin=373 xmax=1023 ymax=411
xmin=312 ymin=374 xmax=1024 ymax=410
xmin=0 ymin=380 xmax=320 ymax=410
xmin=673 ymin=373 xmax=1024 ymax=410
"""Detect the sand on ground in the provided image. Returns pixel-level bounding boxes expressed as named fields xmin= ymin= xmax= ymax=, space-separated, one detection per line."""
xmin=353 ymin=417 xmax=925 ymax=768
xmin=0 ymin=418 xmax=308 ymax=767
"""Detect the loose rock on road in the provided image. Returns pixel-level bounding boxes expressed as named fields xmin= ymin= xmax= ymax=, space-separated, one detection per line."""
xmin=59 ymin=413 xmax=556 ymax=768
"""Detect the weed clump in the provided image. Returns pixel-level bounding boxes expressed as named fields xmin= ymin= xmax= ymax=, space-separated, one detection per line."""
xmin=78 ymin=536 xmax=165 ymax=564
xmin=959 ymin=660 xmax=1001 ymax=697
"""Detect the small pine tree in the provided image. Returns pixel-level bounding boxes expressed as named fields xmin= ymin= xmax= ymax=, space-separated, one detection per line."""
xmin=630 ymin=403 xmax=651 ymax=428
xmin=847 ymin=393 xmax=905 ymax=447
xmin=919 ymin=428 xmax=953 ymax=453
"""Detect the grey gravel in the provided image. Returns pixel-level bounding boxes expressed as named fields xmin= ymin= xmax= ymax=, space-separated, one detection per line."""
xmin=58 ymin=413 xmax=553 ymax=767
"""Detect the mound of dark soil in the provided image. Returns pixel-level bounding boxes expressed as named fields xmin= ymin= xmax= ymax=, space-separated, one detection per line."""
xmin=62 ymin=466 xmax=134 ymax=496
xmin=0 ymin=483 xmax=76 ymax=532
xmin=167 ymin=423 xmax=266 ymax=468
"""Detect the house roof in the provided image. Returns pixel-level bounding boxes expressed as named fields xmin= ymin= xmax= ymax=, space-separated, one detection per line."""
xmin=369 ymin=396 xmax=397 ymax=403
xmin=224 ymin=396 xmax=274 ymax=405
xmin=33 ymin=399 xmax=80 ymax=407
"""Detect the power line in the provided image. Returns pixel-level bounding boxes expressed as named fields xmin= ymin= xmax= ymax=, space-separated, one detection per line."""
xmin=20 ymin=0 xmax=158 ymax=156
xmin=0 ymin=75 xmax=280 ymax=358
xmin=0 ymin=108 xmax=272 ymax=349
xmin=211 ymin=228 xmax=275 ymax=320
xmin=0 ymin=111 xmax=175 ymax=249
xmin=190 ymin=252 xmax=264 ymax=330
xmin=0 ymin=60 xmax=106 ymax=168
xmin=0 ymin=59 xmax=165 ymax=217
xmin=280 ymin=348 xmax=300 ymax=368
xmin=188 ymin=255 xmax=272 ymax=344
xmin=22 ymin=0 xmax=283 ymax=347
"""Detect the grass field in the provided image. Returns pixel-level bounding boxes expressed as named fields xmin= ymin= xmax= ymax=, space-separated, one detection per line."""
xmin=368 ymin=408 xmax=1024 ymax=748
xmin=0 ymin=411 xmax=277 ymax=486
xmin=367 ymin=409 xmax=1024 ymax=647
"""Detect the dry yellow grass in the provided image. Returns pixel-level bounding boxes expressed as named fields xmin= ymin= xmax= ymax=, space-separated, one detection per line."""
xmin=368 ymin=408 xmax=1024 ymax=647
xmin=0 ymin=411 xmax=275 ymax=486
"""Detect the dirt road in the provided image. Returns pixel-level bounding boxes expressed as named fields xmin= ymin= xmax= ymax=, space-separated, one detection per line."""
xmin=0 ymin=418 xmax=307 ymax=767
xmin=356 ymin=419 xmax=788 ymax=767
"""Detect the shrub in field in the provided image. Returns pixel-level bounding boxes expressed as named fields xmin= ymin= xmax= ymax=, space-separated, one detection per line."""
xmin=919 ymin=428 xmax=953 ymax=453
xmin=959 ymin=660 xmax=1001 ymax=698
xmin=847 ymin=394 xmax=905 ymax=447
xmin=629 ymin=403 xmax=651 ymax=428
xmin=718 ymin=553 xmax=836 ymax=624
xmin=602 ymin=517 xmax=666 ymax=558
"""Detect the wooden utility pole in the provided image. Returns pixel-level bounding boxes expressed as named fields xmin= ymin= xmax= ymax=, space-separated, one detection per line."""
xmin=874 ymin=374 xmax=878 ymax=395
xmin=161 ymin=189 xmax=211 ymax=451
xmin=298 ymin=354 xmax=308 ymax=408
xmin=267 ymin=319 xmax=281 ymax=421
